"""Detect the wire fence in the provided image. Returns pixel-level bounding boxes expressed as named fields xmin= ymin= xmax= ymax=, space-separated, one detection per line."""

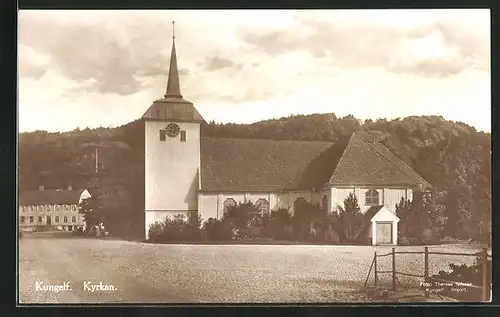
xmin=364 ymin=247 xmax=492 ymax=302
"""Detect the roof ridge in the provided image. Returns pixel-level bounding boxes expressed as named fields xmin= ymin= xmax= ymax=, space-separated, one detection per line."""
xmin=202 ymin=136 xmax=335 ymax=145
xmin=357 ymin=134 xmax=429 ymax=187
xmin=326 ymin=133 xmax=355 ymax=185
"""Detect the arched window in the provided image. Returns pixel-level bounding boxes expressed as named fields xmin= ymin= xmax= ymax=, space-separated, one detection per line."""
xmin=223 ymin=198 xmax=237 ymax=214
xmin=255 ymin=199 xmax=270 ymax=215
xmin=322 ymin=195 xmax=328 ymax=212
xmin=365 ymin=189 xmax=379 ymax=206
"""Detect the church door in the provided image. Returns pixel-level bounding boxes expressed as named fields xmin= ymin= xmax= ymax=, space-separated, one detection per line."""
xmin=376 ymin=222 xmax=393 ymax=245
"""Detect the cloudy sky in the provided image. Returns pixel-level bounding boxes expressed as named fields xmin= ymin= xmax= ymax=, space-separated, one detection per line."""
xmin=18 ymin=9 xmax=490 ymax=133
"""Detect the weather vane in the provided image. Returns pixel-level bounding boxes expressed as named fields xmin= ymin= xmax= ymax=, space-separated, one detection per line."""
xmin=172 ymin=21 xmax=175 ymax=40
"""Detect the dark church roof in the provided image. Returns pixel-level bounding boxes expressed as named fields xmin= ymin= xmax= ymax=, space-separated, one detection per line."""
xmin=200 ymin=137 xmax=339 ymax=192
xmin=19 ymin=189 xmax=85 ymax=206
xmin=327 ymin=132 xmax=432 ymax=188
xmin=141 ymin=98 xmax=204 ymax=123
xmin=200 ymin=132 xmax=431 ymax=192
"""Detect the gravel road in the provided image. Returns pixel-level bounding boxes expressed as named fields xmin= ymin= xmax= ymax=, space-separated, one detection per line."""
xmin=18 ymin=233 xmax=485 ymax=304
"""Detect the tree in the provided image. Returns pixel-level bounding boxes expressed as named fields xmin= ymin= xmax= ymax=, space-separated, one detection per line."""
xmin=264 ymin=208 xmax=293 ymax=240
xmin=336 ymin=193 xmax=363 ymax=243
xmin=223 ymin=201 xmax=260 ymax=231
xmin=443 ymin=185 xmax=474 ymax=239
xmin=396 ymin=197 xmax=413 ymax=238
xmin=396 ymin=191 xmax=445 ymax=244
xmin=292 ymin=200 xmax=324 ymax=241
xmin=78 ymin=196 xmax=103 ymax=231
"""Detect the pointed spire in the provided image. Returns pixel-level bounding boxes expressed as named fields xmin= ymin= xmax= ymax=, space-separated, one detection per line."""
xmin=164 ymin=21 xmax=182 ymax=99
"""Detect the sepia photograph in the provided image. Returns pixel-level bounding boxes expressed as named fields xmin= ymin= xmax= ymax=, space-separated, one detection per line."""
xmin=17 ymin=9 xmax=491 ymax=304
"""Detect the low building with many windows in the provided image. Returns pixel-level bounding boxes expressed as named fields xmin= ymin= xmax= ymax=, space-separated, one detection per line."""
xmin=19 ymin=186 xmax=91 ymax=231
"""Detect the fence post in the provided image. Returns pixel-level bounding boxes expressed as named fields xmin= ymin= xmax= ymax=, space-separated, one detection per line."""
xmin=392 ymin=247 xmax=396 ymax=291
xmin=374 ymin=251 xmax=378 ymax=287
xmin=482 ymin=247 xmax=489 ymax=302
xmin=424 ymin=247 xmax=429 ymax=297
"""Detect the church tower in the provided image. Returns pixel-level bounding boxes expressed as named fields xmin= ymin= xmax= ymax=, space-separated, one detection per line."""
xmin=141 ymin=22 xmax=204 ymax=240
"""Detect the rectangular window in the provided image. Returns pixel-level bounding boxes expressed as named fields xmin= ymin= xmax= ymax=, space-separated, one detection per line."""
xmin=159 ymin=130 xmax=166 ymax=141
xmin=55 ymin=216 xmax=59 ymax=223
xmin=72 ymin=216 xmax=76 ymax=223
xmin=20 ymin=216 xmax=25 ymax=224
xmin=38 ymin=217 xmax=42 ymax=223
xmin=29 ymin=216 xmax=34 ymax=223
xmin=64 ymin=216 xmax=68 ymax=223
xmin=180 ymin=130 xmax=186 ymax=142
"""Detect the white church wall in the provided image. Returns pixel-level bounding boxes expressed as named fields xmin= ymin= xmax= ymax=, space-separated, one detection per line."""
xmin=329 ymin=187 xmax=410 ymax=214
xmin=407 ymin=189 xmax=413 ymax=202
xmin=145 ymin=120 xmax=200 ymax=212
xmin=200 ymin=191 xmax=323 ymax=220
xmin=383 ymin=188 xmax=408 ymax=212
xmin=277 ymin=190 xmax=314 ymax=215
xmin=199 ymin=193 xmax=219 ymax=221
xmin=330 ymin=188 xmax=355 ymax=213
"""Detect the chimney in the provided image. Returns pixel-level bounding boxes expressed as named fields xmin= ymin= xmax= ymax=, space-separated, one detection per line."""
xmin=67 ymin=185 xmax=72 ymax=191
xmin=38 ymin=185 xmax=44 ymax=191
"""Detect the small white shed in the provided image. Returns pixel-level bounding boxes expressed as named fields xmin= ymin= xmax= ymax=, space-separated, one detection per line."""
xmin=370 ymin=206 xmax=400 ymax=245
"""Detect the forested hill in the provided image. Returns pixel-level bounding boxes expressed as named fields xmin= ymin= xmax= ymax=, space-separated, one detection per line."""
xmin=18 ymin=113 xmax=491 ymax=239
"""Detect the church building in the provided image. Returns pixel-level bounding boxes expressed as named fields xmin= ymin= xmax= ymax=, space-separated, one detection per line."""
xmin=141 ymin=25 xmax=432 ymax=245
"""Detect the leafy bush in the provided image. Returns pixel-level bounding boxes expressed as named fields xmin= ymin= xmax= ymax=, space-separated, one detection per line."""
xmin=335 ymin=193 xmax=363 ymax=243
xmin=292 ymin=200 xmax=324 ymax=241
xmin=430 ymin=254 xmax=492 ymax=301
xmin=264 ymin=208 xmax=293 ymax=240
xmin=147 ymin=213 xmax=204 ymax=242
xmin=397 ymin=194 xmax=445 ymax=245
xmin=202 ymin=218 xmax=234 ymax=241
xmin=148 ymin=221 xmax=165 ymax=242
xmin=223 ymin=201 xmax=260 ymax=230
xmin=184 ymin=212 xmax=204 ymax=241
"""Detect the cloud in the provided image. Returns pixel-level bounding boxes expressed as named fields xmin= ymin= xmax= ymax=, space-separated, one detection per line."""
xmin=19 ymin=13 xmax=180 ymax=96
xmin=17 ymin=10 xmax=490 ymax=133
xmin=204 ymin=56 xmax=241 ymax=71
xmin=18 ymin=44 xmax=50 ymax=79
xmin=238 ymin=12 xmax=489 ymax=78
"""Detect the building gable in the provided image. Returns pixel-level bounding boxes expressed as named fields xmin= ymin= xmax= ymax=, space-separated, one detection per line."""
xmin=327 ymin=132 xmax=431 ymax=188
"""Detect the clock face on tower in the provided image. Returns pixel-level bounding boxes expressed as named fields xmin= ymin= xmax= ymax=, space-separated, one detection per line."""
xmin=165 ymin=123 xmax=180 ymax=138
